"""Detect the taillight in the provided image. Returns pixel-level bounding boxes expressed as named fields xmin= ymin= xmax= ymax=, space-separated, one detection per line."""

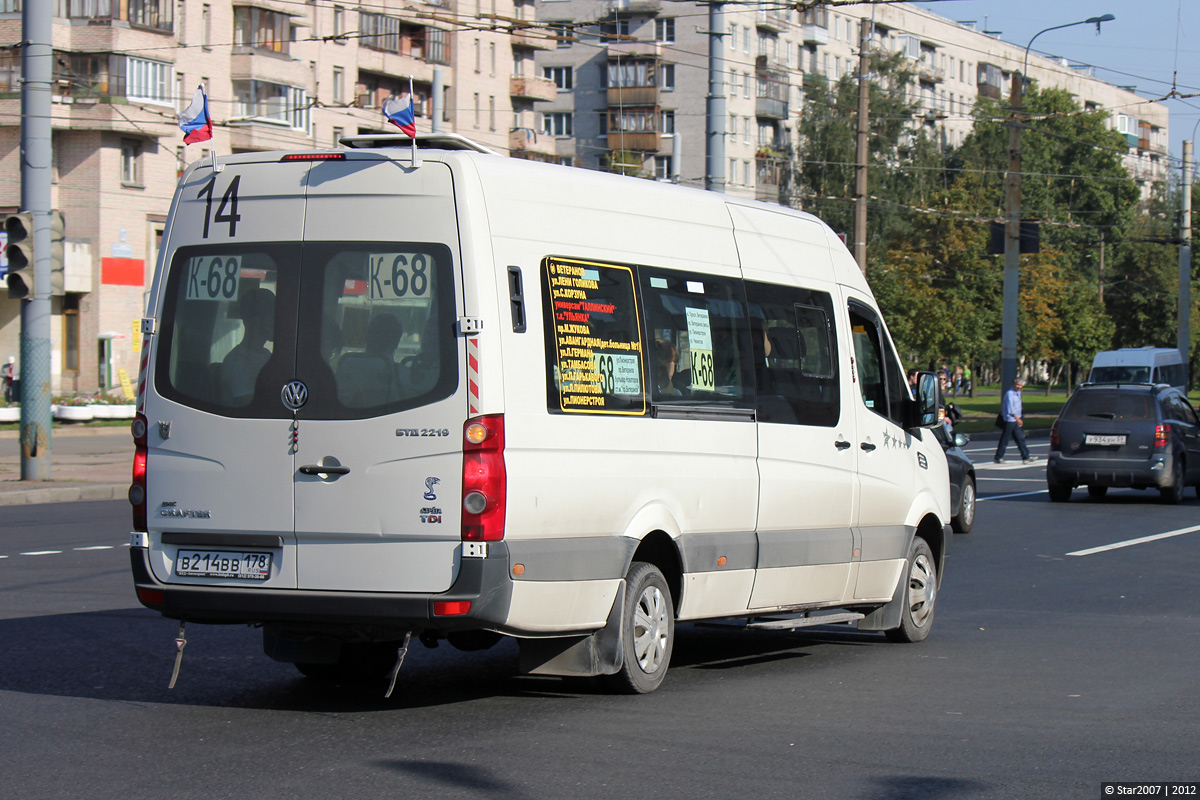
xmin=434 ymin=601 xmax=472 ymax=616
xmin=1050 ymin=421 xmax=1060 ymax=449
xmin=461 ymin=414 xmax=506 ymax=542
xmin=1154 ymin=424 xmax=1170 ymax=448
xmin=130 ymin=414 xmax=148 ymax=532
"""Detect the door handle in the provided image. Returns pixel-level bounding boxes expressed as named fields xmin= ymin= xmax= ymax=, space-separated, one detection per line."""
xmin=299 ymin=464 xmax=351 ymax=476
xmin=860 ymin=442 xmax=876 ymax=452
xmin=835 ymin=440 xmax=851 ymax=450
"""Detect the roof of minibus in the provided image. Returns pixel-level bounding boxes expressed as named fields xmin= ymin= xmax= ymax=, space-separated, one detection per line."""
xmin=192 ymin=144 xmax=869 ymax=292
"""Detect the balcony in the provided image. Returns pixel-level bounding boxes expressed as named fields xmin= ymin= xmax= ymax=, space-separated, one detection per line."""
xmin=608 ymin=131 xmax=661 ymax=152
xmin=802 ymin=24 xmax=828 ymax=46
xmin=756 ymin=9 xmax=788 ymax=33
xmin=605 ymin=0 xmax=661 ymax=15
xmin=511 ymin=28 xmax=555 ymax=50
xmin=756 ymin=96 xmax=788 ymax=119
xmin=917 ymin=64 xmax=945 ymax=84
xmin=608 ymin=85 xmax=659 ymax=106
xmin=509 ymin=127 xmax=558 ymax=157
xmin=510 ymin=75 xmax=557 ymax=102
xmin=977 ymin=82 xmax=1001 ymax=101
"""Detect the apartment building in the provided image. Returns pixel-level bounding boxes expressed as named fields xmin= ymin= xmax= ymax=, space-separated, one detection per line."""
xmin=0 ymin=1 xmax=1171 ymax=396
xmin=0 ymin=0 xmax=531 ymax=395
xmin=534 ymin=1 xmax=1169 ymax=202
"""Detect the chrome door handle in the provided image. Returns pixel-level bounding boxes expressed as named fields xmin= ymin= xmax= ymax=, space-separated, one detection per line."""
xmin=299 ymin=464 xmax=350 ymax=475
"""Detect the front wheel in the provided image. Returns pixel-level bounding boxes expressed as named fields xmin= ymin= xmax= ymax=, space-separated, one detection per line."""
xmin=603 ymin=561 xmax=674 ymax=694
xmin=885 ymin=537 xmax=937 ymax=644
xmin=951 ymin=477 xmax=975 ymax=533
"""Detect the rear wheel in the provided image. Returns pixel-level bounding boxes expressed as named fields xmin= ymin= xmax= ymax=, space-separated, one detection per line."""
xmin=1160 ymin=458 xmax=1185 ymax=505
xmin=603 ymin=561 xmax=674 ymax=694
xmin=951 ymin=477 xmax=975 ymax=533
xmin=885 ymin=537 xmax=937 ymax=644
xmin=1048 ymin=481 xmax=1072 ymax=503
xmin=1086 ymin=485 xmax=1108 ymax=499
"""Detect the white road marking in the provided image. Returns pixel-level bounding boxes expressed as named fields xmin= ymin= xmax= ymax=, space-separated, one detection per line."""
xmin=74 ymin=545 xmax=114 ymax=551
xmin=20 ymin=550 xmax=62 ymax=556
xmin=1066 ymin=524 xmax=1200 ymax=557
xmin=978 ymin=490 xmax=1047 ymax=501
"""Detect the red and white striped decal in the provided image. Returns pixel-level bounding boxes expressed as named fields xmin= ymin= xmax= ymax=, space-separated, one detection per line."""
xmin=467 ymin=337 xmax=480 ymax=416
xmin=135 ymin=341 xmax=151 ymax=415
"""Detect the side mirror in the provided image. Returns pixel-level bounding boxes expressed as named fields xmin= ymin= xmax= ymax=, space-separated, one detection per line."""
xmin=914 ymin=371 xmax=940 ymax=429
xmin=954 ymin=432 xmax=970 ymax=448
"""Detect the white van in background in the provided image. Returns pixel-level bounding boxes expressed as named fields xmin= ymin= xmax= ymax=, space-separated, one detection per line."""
xmin=1088 ymin=347 xmax=1185 ymax=391
xmin=128 ymin=134 xmax=948 ymax=695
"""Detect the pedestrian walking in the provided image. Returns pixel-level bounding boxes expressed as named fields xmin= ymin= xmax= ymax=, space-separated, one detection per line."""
xmin=1 ymin=356 xmax=13 ymax=404
xmin=994 ymin=378 xmax=1036 ymax=464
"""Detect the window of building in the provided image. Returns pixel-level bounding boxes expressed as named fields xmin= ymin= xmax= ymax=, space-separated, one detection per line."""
xmin=120 ymin=138 xmax=143 ymax=186
xmin=654 ymin=156 xmax=671 ymax=180
xmin=600 ymin=19 xmax=630 ymax=42
xmin=55 ymin=0 xmax=173 ymax=32
xmin=490 ymin=42 xmax=496 ymax=76
xmin=655 ymin=18 xmax=675 ymax=43
xmin=543 ymin=111 xmax=573 ymax=137
xmin=608 ymin=59 xmax=656 ymax=88
xmin=729 ymin=158 xmax=737 ymax=184
xmin=489 ymin=95 xmax=496 ymax=131
xmin=660 ymin=109 xmax=675 ymax=134
xmin=201 ymin=4 xmax=212 ymax=48
xmin=232 ymin=80 xmax=310 ymax=130
xmin=128 ymin=0 xmax=174 ymax=31
xmin=63 ymin=296 xmax=80 ymax=374
xmin=550 ymin=22 xmax=572 ymax=49
xmin=743 ymin=27 xmax=750 ymax=53
xmin=474 ymin=93 xmax=480 ymax=128
xmin=333 ymin=5 xmax=345 ymax=40
xmin=545 ymin=66 xmax=573 ymax=90
xmin=332 ymin=126 xmax=343 ymax=147
xmin=729 ymin=23 xmax=738 ymax=52
xmin=332 ymin=67 xmax=344 ymax=104
xmin=233 ymin=6 xmax=291 ymax=54
xmin=126 ymin=56 xmax=171 ymax=105
xmin=361 ymin=12 xmax=401 ymax=52
xmin=609 ymin=108 xmax=657 ymax=133
xmin=428 ymin=29 xmax=448 ymax=65
xmin=660 ymin=63 xmax=675 ymax=90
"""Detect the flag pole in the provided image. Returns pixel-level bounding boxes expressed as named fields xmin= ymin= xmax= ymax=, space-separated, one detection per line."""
xmin=410 ymin=76 xmax=419 ymax=168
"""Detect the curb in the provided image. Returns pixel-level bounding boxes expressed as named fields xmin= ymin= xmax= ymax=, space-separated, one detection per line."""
xmin=0 ymin=483 xmax=127 ymax=507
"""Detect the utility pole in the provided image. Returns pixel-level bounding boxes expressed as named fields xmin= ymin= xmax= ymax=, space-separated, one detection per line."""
xmin=853 ymin=17 xmax=870 ymax=273
xmin=1179 ymin=139 xmax=1193 ymax=388
xmin=18 ymin=1 xmax=54 ymax=480
xmin=1001 ymin=71 xmax=1022 ymax=389
xmin=705 ymin=1 xmax=726 ymax=193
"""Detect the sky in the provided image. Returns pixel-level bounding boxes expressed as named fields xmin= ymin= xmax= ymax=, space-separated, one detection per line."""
xmin=911 ymin=0 xmax=1200 ymax=173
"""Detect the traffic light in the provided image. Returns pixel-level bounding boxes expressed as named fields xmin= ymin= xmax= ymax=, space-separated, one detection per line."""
xmin=3 ymin=210 xmax=65 ymax=299
xmin=4 ymin=211 xmax=35 ymax=300
xmin=49 ymin=210 xmax=64 ymax=296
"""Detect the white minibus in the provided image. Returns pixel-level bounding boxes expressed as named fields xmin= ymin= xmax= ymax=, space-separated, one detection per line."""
xmin=129 ymin=135 xmax=948 ymax=694
xmin=1088 ymin=347 xmax=1185 ymax=391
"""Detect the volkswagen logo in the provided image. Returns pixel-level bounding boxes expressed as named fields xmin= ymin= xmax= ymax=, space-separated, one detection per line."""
xmin=281 ymin=380 xmax=308 ymax=411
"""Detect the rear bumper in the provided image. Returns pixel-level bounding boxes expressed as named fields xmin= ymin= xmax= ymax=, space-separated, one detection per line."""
xmin=130 ymin=544 xmax=514 ymax=632
xmin=1047 ymin=452 xmax=1171 ymax=488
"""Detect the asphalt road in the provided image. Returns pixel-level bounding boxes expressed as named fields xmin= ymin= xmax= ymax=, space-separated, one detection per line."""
xmin=1 ymin=444 xmax=1197 ymax=800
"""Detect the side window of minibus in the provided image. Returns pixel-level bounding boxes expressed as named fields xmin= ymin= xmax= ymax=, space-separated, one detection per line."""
xmin=745 ymin=280 xmax=839 ymax=426
xmin=849 ymin=303 xmax=906 ymax=425
xmin=639 ymin=269 xmax=754 ymax=406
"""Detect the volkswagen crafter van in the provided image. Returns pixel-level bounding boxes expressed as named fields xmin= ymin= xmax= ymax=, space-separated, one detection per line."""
xmin=129 ymin=134 xmax=948 ymax=694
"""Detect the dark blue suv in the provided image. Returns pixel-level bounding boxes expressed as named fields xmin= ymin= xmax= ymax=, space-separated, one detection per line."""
xmin=1047 ymin=383 xmax=1200 ymax=504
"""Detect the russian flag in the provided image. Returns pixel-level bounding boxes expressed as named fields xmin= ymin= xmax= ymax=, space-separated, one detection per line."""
xmin=382 ymin=92 xmax=417 ymax=138
xmin=178 ymin=86 xmax=213 ymax=144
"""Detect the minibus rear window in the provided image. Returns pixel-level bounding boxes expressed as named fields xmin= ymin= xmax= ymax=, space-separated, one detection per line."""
xmin=156 ymin=244 xmax=299 ymax=419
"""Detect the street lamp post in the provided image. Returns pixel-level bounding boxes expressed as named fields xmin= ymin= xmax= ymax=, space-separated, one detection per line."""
xmin=1001 ymin=14 xmax=1114 ymax=391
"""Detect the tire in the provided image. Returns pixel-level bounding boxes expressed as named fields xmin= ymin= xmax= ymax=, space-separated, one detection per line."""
xmin=1086 ymin=485 xmax=1108 ymax=499
xmin=1047 ymin=481 xmax=1072 ymax=503
xmin=951 ymin=477 xmax=975 ymax=533
xmin=1160 ymin=458 xmax=1185 ymax=505
xmin=603 ymin=561 xmax=674 ymax=694
xmin=885 ymin=537 xmax=937 ymax=644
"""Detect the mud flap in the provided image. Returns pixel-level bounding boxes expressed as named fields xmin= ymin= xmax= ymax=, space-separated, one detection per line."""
xmin=856 ymin=569 xmax=906 ymax=632
xmin=517 ymin=580 xmax=626 ymax=677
